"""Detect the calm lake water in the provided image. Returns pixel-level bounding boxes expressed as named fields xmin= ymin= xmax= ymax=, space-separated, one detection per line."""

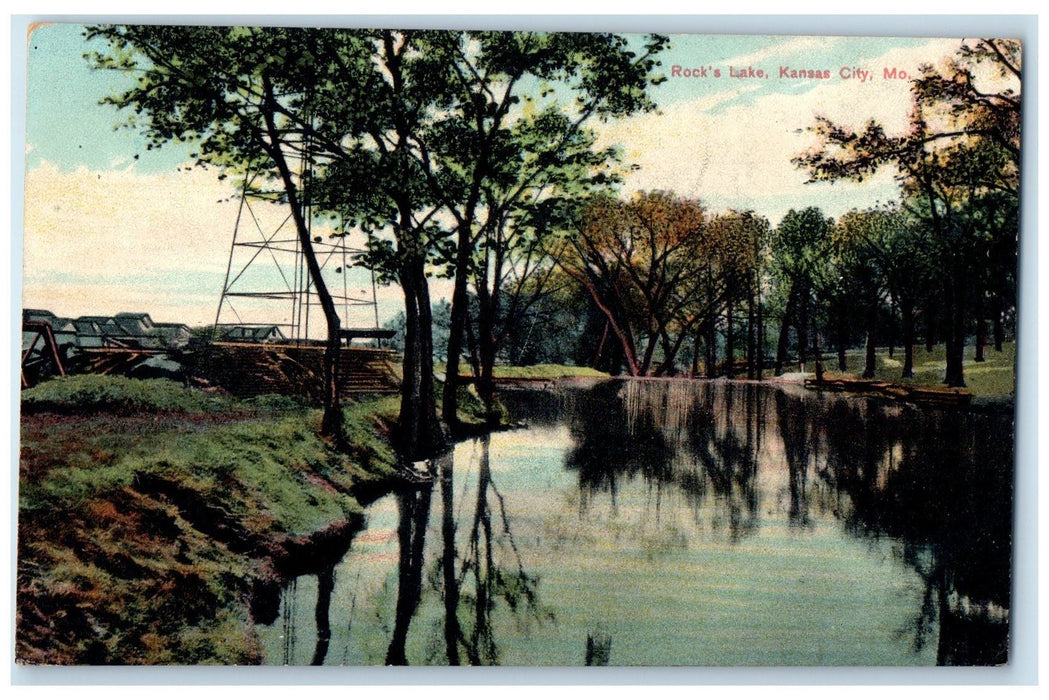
xmin=257 ymin=379 xmax=1013 ymax=666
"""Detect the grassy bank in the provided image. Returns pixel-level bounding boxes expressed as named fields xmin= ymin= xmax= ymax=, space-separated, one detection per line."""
xmin=490 ymin=364 xmax=611 ymax=380
xmin=17 ymin=376 xmax=399 ymax=665
xmin=829 ymin=342 xmax=1016 ymax=400
xmin=437 ymin=362 xmax=609 ymax=381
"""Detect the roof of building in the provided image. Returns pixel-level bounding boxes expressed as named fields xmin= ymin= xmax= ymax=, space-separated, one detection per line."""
xmin=28 ymin=309 xmax=192 ymax=347
xmin=223 ymin=325 xmax=287 ymax=340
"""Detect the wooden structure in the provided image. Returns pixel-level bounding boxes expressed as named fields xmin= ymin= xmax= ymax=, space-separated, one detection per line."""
xmin=21 ymin=320 xmax=66 ymax=388
xmin=74 ymin=348 xmax=167 ymax=377
xmin=200 ymin=342 xmax=400 ymax=400
xmin=214 ymin=163 xmax=388 ymax=347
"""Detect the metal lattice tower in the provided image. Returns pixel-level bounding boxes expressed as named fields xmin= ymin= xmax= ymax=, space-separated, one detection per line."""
xmin=214 ymin=168 xmax=383 ymax=345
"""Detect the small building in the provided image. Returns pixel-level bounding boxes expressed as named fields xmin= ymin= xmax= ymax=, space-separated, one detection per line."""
xmin=25 ymin=309 xmax=193 ymax=351
xmin=113 ymin=312 xmax=155 ymax=336
xmin=220 ymin=325 xmax=287 ymax=344
xmin=153 ymin=322 xmax=192 ymax=348
xmin=23 ymin=309 xmax=77 ymax=355
xmin=72 ymin=316 xmax=126 ymax=348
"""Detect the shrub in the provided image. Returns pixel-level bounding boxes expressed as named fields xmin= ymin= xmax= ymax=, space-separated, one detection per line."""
xmin=21 ymin=375 xmax=233 ymax=415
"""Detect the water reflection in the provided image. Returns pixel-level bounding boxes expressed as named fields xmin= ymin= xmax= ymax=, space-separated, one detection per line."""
xmin=385 ymin=487 xmax=432 ymax=665
xmin=263 ymin=379 xmax=1013 ymax=667
xmin=310 ymin=565 xmax=335 ymax=665
xmin=563 ymin=380 xmax=1012 ymax=666
xmin=817 ymin=394 xmax=1013 ymax=664
xmin=427 ymin=434 xmax=552 ymax=665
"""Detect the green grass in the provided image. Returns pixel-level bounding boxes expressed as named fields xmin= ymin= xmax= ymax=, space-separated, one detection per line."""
xmin=18 ymin=376 xmax=398 ymax=664
xmin=438 ymin=362 xmax=610 ymax=380
xmin=832 ymin=342 xmax=1016 ymax=399
xmin=21 ymin=374 xmax=238 ymax=414
xmin=491 ymin=363 xmax=611 ymax=380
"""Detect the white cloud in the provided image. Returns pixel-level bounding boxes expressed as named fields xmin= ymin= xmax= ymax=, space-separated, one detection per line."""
xmin=721 ymin=35 xmax=845 ymax=71
xmin=598 ymin=37 xmax=969 ymax=224
xmin=23 ymin=162 xmax=281 ymax=325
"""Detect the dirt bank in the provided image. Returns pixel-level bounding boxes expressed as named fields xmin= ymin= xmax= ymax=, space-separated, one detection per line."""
xmin=17 ymin=378 xmax=401 ymax=665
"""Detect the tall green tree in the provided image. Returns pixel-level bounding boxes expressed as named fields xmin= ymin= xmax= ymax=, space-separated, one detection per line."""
xmin=830 ymin=207 xmax=906 ymax=379
xmin=770 ymin=207 xmax=831 ymax=376
xmin=89 ymin=25 xmax=460 ymax=456
xmin=704 ymin=210 xmax=770 ymax=378
xmin=87 ymin=25 xmax=379 ymax=440
xmin=310 ymin=29 xmax=454 ymax=458
xmin=795 ymin=38 xmax=1021 ymax=387
xmin=403 ymin=31 xmax=669 ymax=427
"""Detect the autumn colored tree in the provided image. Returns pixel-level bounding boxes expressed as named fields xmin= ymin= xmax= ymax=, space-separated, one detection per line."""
xmin=555 ymin=191 xmax=730 ymax=377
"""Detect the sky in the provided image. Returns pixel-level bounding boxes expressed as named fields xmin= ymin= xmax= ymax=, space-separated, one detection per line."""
xmin=18 ymin=22 xmax=977 ymax=331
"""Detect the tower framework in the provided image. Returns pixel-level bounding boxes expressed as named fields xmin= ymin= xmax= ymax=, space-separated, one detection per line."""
xmin=214 ymin=173 xmax=384 ymax=345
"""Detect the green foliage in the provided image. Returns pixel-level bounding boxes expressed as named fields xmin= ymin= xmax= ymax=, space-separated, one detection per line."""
xmin=18 ymin=380 xmax=398 ymax=664
xmin=773 ymin=207 xmax=832 ymax=283
xmin=21 ymin=375 xmax=234 ymax=414
xmin=794 ymin=39 xmax=1021 ymax=387
xmin=85 ymin=24 xmax=670 ymax=451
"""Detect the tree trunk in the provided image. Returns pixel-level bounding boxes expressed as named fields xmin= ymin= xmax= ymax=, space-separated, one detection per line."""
xmin=476 ymin=278 xmax=500 ymax=423
xmin=639 ymin=324 xmax=660 ymax=376
xmin=755 ymin=269 xmax=764 ymax=380
xmin=901 ymin=302 xmax=916 ymax=379
xmin=725 ymin=299 xmax=735 ymax=378
xmin=593 ymin=320 xmax=610 ymax=369
xmin=974 ymin=292 xmax=987 ymax=362
xmin=887 ymin=298 xmax=896 ymax=358
xmin=747 ymin=276 xmax=757 ymax=379
xmin=690 ymin=328 xmax=701 ymax=378
xmin=835 ymin=307 xmax=848 ymax=372
xmin=443 ymin=223 xmax=475 ymax=430
xmin=992 ymin=294 xmax=1005 ymax=351
xmin=775 ymin=285 xmax=797 ymax=376
xmin=571 ymin=271 xmax=640 ymax=376
xmin=705 ymin=317 xmax=718 ymax=379
xmin=812 ymin=326 xmax=825 ymax=384
xmin=862 ymin=298 xmax=877 ymax=379
xmin=796 ymin=283 xmax=810 ymax=371
xmin=260 ymin=102 xmax=343 ymax=440
xmin=398 ymin=254 xmax=446 ymax=460
xmin=944 ymin=276 xmax=967 ymax=387
xmin=464 ymin=311 xmax=482 ymax=382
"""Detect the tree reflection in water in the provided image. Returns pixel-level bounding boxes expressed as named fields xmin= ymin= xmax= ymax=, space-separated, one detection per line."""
xmin=815 ymin=395 xmax=1013 ymax=665
xmin=431 ymin=434 xmax=552 ymax=665
xmin=310 ymin=564 xmax=335 ymax=665
xmin=283 ymin=380 xmax=1012 ymax=666
xmin=381 ymin=435 xmax=552 ymax=666
xmin=385 ymin=485 xmax=432 ymax=665
xmin=567 ymin=380 xmax=763 ymax=542
xmin=563 ymin=379 xmax=1013 ymax=666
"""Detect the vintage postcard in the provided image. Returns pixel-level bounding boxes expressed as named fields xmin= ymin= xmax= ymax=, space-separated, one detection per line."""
xmin=17 ymin=22 xmax=1021 ymax=668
